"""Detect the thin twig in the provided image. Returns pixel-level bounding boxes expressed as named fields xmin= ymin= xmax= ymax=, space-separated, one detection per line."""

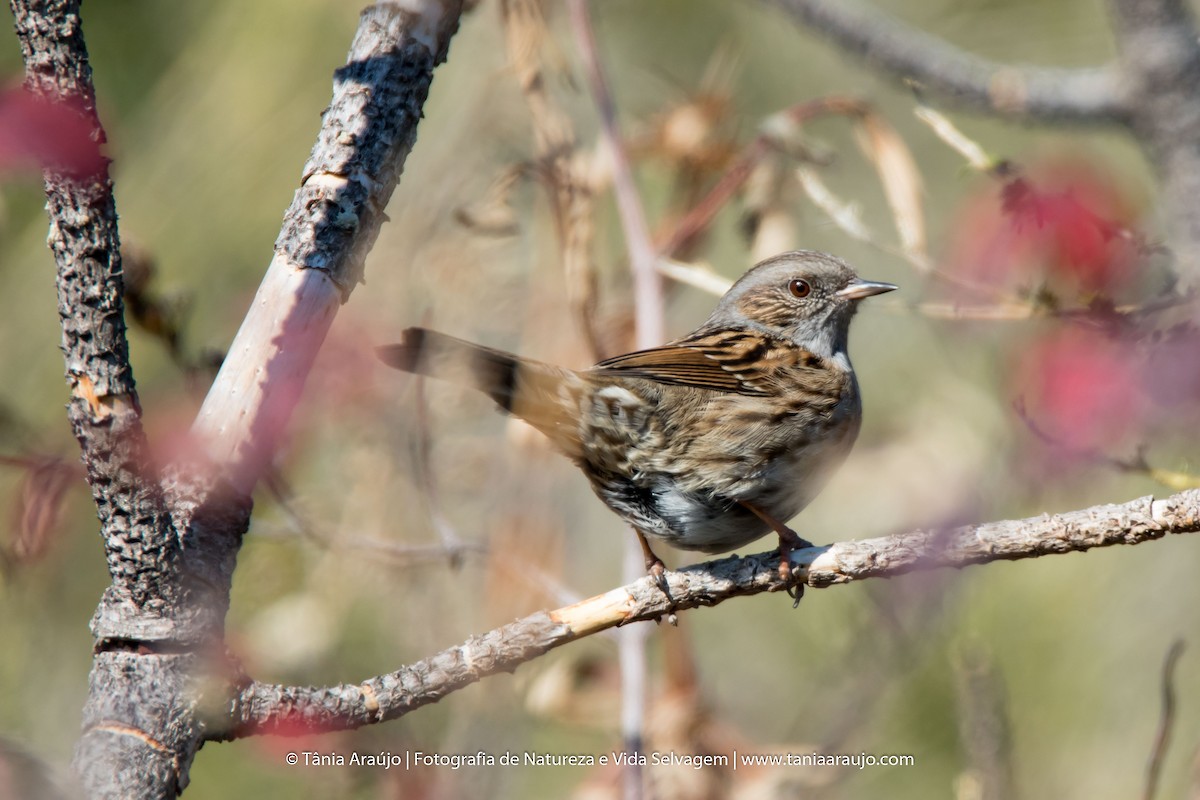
xmin=1016 ymin=400 xmax=1200 ymax=491
xmin=913 ymin=105 xmax=997 ymax=173
xmin=660 ymin=96 xmax=869 ymax=258
xmin=412 ymin=371 xmax=469 ymax=560
xmin=655 ymin=258 xmax=732 ymax=296
xmin=1143 ymin=639 xmax=1186 ymax=800
xmin=252 ymin=523 xmax=486 ymax=567
xmin=887 ymin=291 xmax=1195 ymax=326
xmin=499 ymin=0 xmax=607 ymax=359
xmin=566 ymin=4 xmax=663 ymax=796
xmin=953 ymin=645 xmax=1014 ymax=800
xmin=566 ymin=0 xmax=662 ymax=350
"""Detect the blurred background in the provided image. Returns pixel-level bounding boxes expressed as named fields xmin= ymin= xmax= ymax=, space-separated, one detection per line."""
xmin=1 ymin=0 xmax=1198 ymax=797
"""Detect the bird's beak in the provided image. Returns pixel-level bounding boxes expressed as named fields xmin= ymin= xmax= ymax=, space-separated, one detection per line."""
xmin=836 ymin=279 xmax=898 ymax=301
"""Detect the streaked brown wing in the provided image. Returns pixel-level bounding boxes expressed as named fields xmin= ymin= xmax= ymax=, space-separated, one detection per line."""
xmin=592 ymin=329 xmax=802 ymax=396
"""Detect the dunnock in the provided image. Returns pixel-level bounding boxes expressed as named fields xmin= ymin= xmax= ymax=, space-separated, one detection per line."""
xmin=378 ymin=250 xmax=895 ymax=592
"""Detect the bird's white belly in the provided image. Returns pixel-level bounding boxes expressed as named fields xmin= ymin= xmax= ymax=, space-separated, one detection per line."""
xmin=647 ymin=433 xmax=854 ymax=553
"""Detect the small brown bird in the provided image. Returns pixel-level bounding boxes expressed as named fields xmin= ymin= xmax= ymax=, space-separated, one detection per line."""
xmin=378 ymin=250 xmax=895 ymax=591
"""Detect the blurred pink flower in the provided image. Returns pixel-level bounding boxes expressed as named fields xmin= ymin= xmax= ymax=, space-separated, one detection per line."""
xmin=0 ymin=84 xmax=105 ymax=177
xmin=1014 ymin=328 xmax=1147 ymax=452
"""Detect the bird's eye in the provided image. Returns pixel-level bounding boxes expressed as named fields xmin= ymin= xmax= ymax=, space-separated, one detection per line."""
xmin=788 ymin=279 xmax=812 ymax=298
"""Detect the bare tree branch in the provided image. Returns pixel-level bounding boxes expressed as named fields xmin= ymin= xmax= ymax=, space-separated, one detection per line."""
xmin=10 ymin=2 xmax=190 ymax=793
xmin=225 ymin=488 xmax=1200 ymax=738
xmin=767 ymin=0 xmax=1130 ymax=123
xmin=565 ymin=5 xmax=665 ymax=794
xmin=953 ymin=646 xmax=1015 ymax=800
xmin=1107 ymin=0 xmax=1200 ymax=276
xmin=10 ymin=0 xmax=178 ymax=620
xmin=190 ymin=1 xmax=462 ymax=497
xmin=770 ymin=0 xmax=1200 ymax=280
xmin=13 ymin=1 xmax=465 ymax=796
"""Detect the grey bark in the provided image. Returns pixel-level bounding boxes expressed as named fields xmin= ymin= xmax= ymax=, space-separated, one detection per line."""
xmin=226 ymin=490 xmax=1200 ymax=738
xmin=14 ymin=0 xmax=1200 ymax=795
xmin=12 ymin=0 xmax=464 ymax=796
xmin=769 ymin=0 xmax=1131 ymax=123
xmin=1108 ymin=0 xmax=1200 ymax=276
xmin=771 ymin=0 xmax=1200 ymax=277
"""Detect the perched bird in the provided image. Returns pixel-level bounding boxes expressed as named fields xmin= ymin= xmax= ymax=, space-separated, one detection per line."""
xmin=378 ymin=250 xmax=895 ymax=592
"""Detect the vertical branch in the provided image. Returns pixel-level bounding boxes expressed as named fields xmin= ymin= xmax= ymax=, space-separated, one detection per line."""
xmin=565 ymin=4 xmax=663 ymax=798
xmin=11 ymin=1 xmax=191 ymax=795
xmin=1107 ymin=0 xmax=1200 ymax=282
xmin=9 ymin=0 xmax=177 ymax=611
xmin=953 ymin=645 xmax=1015 ymax=800
xmin=13 ymin=1 xmax=467 ymax=796
xmin=498 ymin=0 xmax=605 ymax=359
xmin=566 ymin=0 xmax=663 ymax=350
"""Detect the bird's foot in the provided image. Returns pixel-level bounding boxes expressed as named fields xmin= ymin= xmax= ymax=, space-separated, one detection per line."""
xmin=775 ymin=531 xmax=813 ymax=608
xmin=636 ymin=529 xmax=675 ymax=618
xmin=646 ymin=556 xmax=670 ymax=595
xmin=739 ymin=501 xmax=812 ymax=607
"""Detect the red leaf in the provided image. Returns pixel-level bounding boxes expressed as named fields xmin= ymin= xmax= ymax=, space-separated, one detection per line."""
xmin=943 ymin=157 xmax=1139 ymax=295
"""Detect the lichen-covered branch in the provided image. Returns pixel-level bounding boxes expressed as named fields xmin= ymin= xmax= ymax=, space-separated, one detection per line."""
xmin=14 ymin=1 xmax=465 ymax=796
xmin=190 ymin=0 xmax=462 ymax=496
xmin=227 ymin=489 xmax=1200 ymax=737
xmin=768 ymin=0 xmax=1130 ymax=123
xmin=10 ymin=0 xmax=178 ymax=614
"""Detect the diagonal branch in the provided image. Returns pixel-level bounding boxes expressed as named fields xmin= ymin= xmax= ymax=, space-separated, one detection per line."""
xmin=189 ymin=1 xmax=463 ymax=497
xmin=16 ymin=2 xmax=468 ymax=797
xmin=767 ymin=0 xmax=1131 ymax=123
xmin=225 ymin=488 xmax=1200 ymax=738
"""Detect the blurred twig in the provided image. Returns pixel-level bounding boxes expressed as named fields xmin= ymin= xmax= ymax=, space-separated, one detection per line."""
xmin=256 ymin=406 xmax=481 ymax=570
xmin=565 ymin=3 xmax=663 ymax=796
xmin=499 ymin=0 xmax=606 ymax=359
xmin=893 ymin=291 xmax=1194 ymax=326
xmin=0 ymin=453 xmax=83 ymax=573
xmin=122 ymin=243 xmax=225 ymax=386
xmin=252 ymin=522 xmax=486 ymax=567
xmin=655 ymin=258 xmax=732 ymax=297
xmin=914 ymin=105 xmax=1167 ymax=262
xmin=566 ymin=0 xmax=662 ymax=350
xmin=660 ymin=96 xmax=880 ymax=258
xmin=412 ymin=370 xmax=469 ymax=564
xmin=1015 ymin=399 xmax=1200 ymax=491
xmin=953 ymin=645 xmax=1015 ymax=800
xmin=768 ymin=0 xmax=1129 ymax=122
xmin=1143 ymin=640 xmax=1186 ymax=800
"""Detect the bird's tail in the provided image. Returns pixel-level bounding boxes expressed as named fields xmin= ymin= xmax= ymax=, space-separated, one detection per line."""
xmin=377 ymin=328 xmax=582 ymax=453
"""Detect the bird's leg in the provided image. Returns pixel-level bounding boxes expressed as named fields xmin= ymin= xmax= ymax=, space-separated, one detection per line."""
xmin=740 ymin=501 xmax=813 ymax=601
xmin=636 ymin=528 xmax=671 ymax=595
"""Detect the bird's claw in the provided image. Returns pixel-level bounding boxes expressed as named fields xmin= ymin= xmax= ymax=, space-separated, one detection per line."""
xmin=777 ymin=535 xmax=810 ymax=608
xmin=647 ymin=558 xmax=670 ymax=596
